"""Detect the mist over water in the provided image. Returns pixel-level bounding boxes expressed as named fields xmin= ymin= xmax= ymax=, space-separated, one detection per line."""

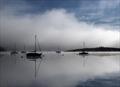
xmin=0 ymin=8 xmax=119 ymax=50
xmin=0 ymin=52 xmax=120 ymax=87
xmin=0 ymin=0 xmax=120 ymax=87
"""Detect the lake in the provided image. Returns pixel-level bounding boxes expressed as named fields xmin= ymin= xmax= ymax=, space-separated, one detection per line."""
xmin=0 ymin=52 xmax=120 ymax=87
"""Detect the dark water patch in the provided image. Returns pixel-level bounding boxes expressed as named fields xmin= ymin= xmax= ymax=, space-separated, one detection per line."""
xmin=76 ymin=74 xmax=120 ymax=87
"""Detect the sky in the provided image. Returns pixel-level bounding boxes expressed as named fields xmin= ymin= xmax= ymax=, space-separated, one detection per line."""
xmin=0 ymin=0 xmax=120 ymax=50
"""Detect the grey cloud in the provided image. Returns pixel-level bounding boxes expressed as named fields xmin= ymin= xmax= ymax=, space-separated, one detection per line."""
xmin=0 ymin=8 xmax=119 ymax=50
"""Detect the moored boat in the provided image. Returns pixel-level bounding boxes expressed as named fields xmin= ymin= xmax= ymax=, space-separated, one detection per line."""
xmin=79 ymin=42 xmax=89 ymax=55
xmin=26 ymin=35 xmax=42 ymax=59
xmin=11 ymin=44 xmax=18 ymax=55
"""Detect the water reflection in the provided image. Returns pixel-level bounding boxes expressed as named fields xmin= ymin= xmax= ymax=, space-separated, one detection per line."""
xmin=81 ymin=55 xmax=87 ymax=67
xmin=27 ymin=58 xmax=43 ymax=80
xmin=0 ymin=52 xmax=120 ymax=87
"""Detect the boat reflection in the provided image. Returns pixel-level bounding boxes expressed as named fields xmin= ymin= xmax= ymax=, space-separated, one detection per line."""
xmin=81 ymin=55 xmax=87 ymax=67
xmin=27 ymin=56 xmax=43 ymax=80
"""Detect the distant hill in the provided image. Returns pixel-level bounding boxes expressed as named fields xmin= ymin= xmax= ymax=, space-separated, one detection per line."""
xmin=0 ymin=46 xmax=6 ymax=51
xmin=67 ymin=47 xmax=120 ymax=52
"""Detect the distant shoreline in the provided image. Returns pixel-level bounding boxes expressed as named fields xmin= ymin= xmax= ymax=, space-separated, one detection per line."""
xmin=0 ymin=46 xmax=120 ymax=52
xmin=67 ymin=47 xmax=120 ymax=52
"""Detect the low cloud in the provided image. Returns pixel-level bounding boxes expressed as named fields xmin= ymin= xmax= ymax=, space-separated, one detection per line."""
xmin=0 ymin=9 xmax=119 ymax=50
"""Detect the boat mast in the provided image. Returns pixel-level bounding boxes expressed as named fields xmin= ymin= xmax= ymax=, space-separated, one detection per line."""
xmin=35 ymin=35 xmax=37 ymax=52
xmin=24 ymin=44 xmax=25 ymax=51
xmin=15 ymin=43 xmax=16 ymax=51
xmin=83 ymin=42 xmax=85 ymax=49
xmin=83 ymin=42 xmax=85 ymax=51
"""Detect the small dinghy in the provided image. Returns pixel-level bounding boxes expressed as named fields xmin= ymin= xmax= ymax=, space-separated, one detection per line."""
xmin=79 ymin=51 xmax=88 ymax=55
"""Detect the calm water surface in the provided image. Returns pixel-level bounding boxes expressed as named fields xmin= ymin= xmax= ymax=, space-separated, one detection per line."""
xmin=0 ymin=52 xmax=120 ymax=87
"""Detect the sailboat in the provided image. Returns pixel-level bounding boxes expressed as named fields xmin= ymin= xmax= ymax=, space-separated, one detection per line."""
xmin=56 ymin=50 xmax=61 ymax=54
xmin=21 ymin=45 xmax=26 ymax=53
xmin=26 ymin=35 xmax=42 ymax=59
xmin=11 ymin=44 xmax=18 ymax=55
xmin=56 ymin=48 xmax=61 ymax=54
xmin=79 ymin=42 xmax=88 ymax=55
